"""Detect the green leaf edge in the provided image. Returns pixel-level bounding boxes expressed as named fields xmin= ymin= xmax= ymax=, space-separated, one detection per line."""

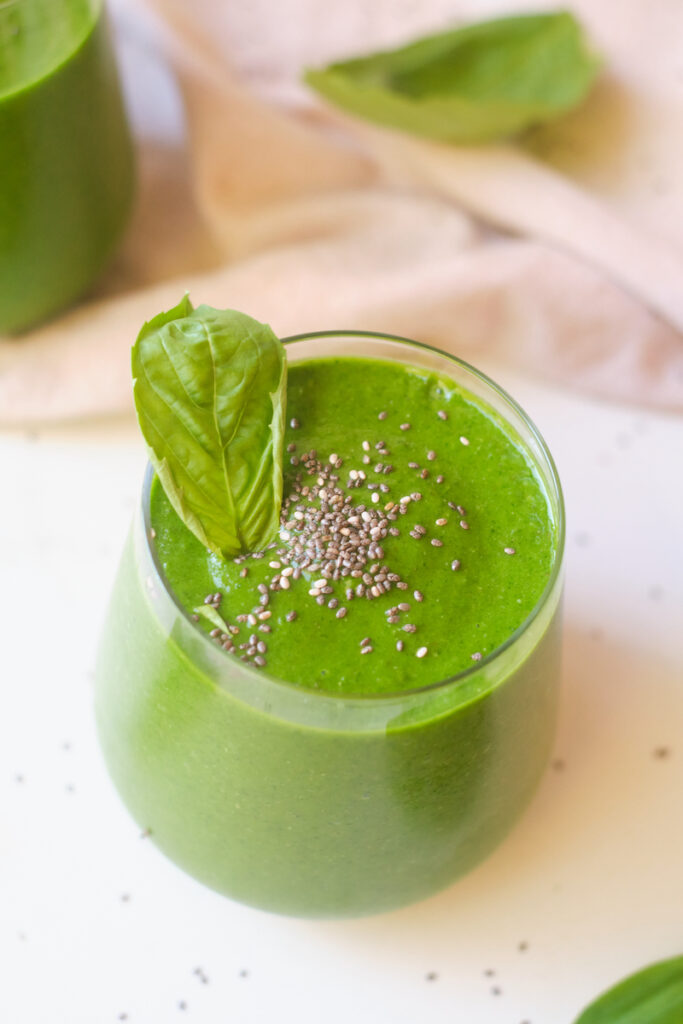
xmin=193 ymin=605 xmax=230 ymax=633
xmin=573 ymin=955 xmax=683 ymax=1024
xmin=136 ymin=292 xmax=195 ymax=343
xmin=304 ymin=11 xmax=602 ymax=143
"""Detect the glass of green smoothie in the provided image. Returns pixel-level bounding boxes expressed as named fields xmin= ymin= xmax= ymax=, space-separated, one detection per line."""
xmin=95 ymin=304 xmax=565 ymax=918
xmin=0 ymin=0 xmax=134 ymax=333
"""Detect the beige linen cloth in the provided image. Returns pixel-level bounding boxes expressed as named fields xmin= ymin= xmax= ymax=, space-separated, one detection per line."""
xmin=2 ymin=0 xmax=683 ymax=423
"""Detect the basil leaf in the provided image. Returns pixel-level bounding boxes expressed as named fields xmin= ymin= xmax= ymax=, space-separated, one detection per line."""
xmin=305 ymin=12 xmax=600 ymax=143
xmin=132 ymin=298 xmax=286 ymax=559
xmin=193 ymin=605 xmax=230 ymax=632
xmin=574 ymin=956 xmax=683 ymax=1024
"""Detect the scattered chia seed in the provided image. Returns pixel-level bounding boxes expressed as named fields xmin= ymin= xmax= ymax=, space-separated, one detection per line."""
xmin=504 ymin=546 xmax=516 ymax=555
xmin=451 ymin=559 xmax=461 ymax=571
xmin=186 ymin=409 xmax=487 ymax=678
xmin=290 ymin=417 xmax=300 ymax=429
xmin=471 ymin=652 xmax=482 ymax=661
xmin=459 ymin=520 xmax=470 ymax=530
xmin=459 ymin=436 xmax=470 ymax=446
xmin=437 ymin=410 xmax=448 ymax=420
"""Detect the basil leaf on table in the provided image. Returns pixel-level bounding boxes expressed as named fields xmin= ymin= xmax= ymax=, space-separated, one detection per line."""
xmin=132 ymin=297 xmax=287 ymax=559
xmin=304 ymin=11 xmax=600 ymax=143
xmin=573 ymin=955 xmax=683 ymax=1024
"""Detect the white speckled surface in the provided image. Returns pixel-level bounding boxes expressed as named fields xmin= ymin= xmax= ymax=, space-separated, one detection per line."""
xmin=1 ymin=363 xmax=681 ymax=1024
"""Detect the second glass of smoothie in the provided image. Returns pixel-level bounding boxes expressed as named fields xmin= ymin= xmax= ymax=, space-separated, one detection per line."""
xmin=0 ymin=0 xmax=134 ymax=333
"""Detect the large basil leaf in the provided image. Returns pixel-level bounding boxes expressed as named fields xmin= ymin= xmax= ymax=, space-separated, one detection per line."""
xmin=304 ymin=12 xmax=599 ymax=143
xmin=574 ymin=956 xmax=683 ymax=1024
xmin=132 ymin=298 xmax=286 ymax=558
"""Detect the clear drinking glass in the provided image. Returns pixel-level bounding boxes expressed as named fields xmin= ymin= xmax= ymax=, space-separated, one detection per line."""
xmin=94 ymin=333 xmax=565 ymax=918
xmin=0 ymin=0 xmax=134 ymax=332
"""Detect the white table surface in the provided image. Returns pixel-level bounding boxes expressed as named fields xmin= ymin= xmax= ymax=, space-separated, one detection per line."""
xmin=1 ymin=362 xmax=681 ymax=1024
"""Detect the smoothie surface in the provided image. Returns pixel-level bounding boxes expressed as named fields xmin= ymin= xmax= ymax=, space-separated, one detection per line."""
xmin=151 ymin=355 xmax=556 ymax=695
xmin=0 ymin=0 xmax=94 ymax=97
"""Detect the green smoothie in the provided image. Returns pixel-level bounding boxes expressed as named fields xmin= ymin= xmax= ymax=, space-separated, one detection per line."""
xmin=0 ymin=0 xmax=134 ymax=333
xmin=95 ymin=332 xmax=564 ymax=917
xmin=152 ymin=356 xmax=554 ymax=691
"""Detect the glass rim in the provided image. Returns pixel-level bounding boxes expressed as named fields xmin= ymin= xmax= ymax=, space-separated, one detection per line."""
xmin=141 ymin=329 xmax=565 ymax=705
